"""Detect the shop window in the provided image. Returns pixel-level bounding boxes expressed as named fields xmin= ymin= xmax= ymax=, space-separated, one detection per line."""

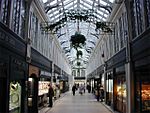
xmin=145 ymin=0 xmax=150 ymax=28
xmin=11 ymin=0 xmax=21 ymax=33
xmin=114 ymin=23 xmax=120 ymax=53
xmin=116 ymin=76 xmax=126 ymax=113
xmin=31 ymin=13 xmax=38 ymax=48
xmin=38 ymin=78 xmax=50 ymax=107
xmin=141 ymin=83 xmax=150 ymax=112
xmin=19 ymin=0 xmax=25 ymax=38
xmin=0 ymin=0 xmax=9 ymax=25
xmin=38 ymin=80 xmax=50 ymax=96
xmin=9 ymin=81 xmax=22 ymax=113
xmin=130 ymin=0 xmax=137 ymax=38
xmin=135 ymin=72 xmax=150 ymax=113
xmin=119 ymin=17 xmax=124 ymax=48
xmin=131 ymin=0 xmax=144 ymax=38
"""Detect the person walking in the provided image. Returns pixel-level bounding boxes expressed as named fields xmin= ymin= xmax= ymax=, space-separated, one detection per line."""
xmin=79 ymin=84 xmax=84 ymax=95
xmin=72 ymin=84 xmax=76 ymax=96
xmin=86 ymin=84 xmax=91 ymax=93
xmin=100 ymin=86 xmax=104 ymax=102
xmin=83 ymin=83 xmax=86 ymax=93
xmin=48 ymin=84 xmax=54 ymax=107
xmin=96 ymin=84 xmax=100 ymax=101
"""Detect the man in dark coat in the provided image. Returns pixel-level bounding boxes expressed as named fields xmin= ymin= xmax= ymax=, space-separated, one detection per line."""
xmin=48 ymin=84 xmax=54 ymax=107
xmin=72 ymin=84 xmax=76 ymax=96
xmin=87 ymin=84 xmax=91 ymax=93
xmin=96 ymin=84 xmax=100 ymax=101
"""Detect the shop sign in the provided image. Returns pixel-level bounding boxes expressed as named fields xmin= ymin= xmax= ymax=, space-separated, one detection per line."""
xmin=29 ymin=65 xmax=39 ymax=77
xmin=40 ymin=70 xmax=51 ymax=77
xmin=95 ymin=75 xmax=100 ymax=79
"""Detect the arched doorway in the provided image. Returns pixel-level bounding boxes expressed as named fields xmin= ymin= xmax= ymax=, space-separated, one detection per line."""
xmin=28 ymin=74 xmax=39 ymax=113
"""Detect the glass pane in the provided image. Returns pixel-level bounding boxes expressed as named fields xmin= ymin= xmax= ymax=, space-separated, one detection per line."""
xmin=141 ymin=82 xmax=150 ymax=112
xmin=145 ymin=0 xmax=150 ymax=27
xmin=1 ymin=0 xmax=9 ymax=24
xmin=116 ymin=76 xmax=126 ymax=113
xmin=9 ymin=81 xmax=22 ymax=113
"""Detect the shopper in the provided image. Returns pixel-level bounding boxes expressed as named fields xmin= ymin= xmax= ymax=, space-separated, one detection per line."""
xmin=86 ymin=84 xmax=91 ymax=93
xmin=96 ymin=84 xmax=100 ymax=101
xmin=100 ymin=86 xmax=104 ymax=102
xmin=72 ymin=84 xmax=76 ymax=96
xmin=83 ymin=83 xmax=86 ymax=93
xmin=48 ymin=84 xmax=54 ymax=107
xmin=79 ymin=84 xmax=84 ymax=95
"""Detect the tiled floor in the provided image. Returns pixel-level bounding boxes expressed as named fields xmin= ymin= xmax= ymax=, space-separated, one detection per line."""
xmin=40 ymin=91 xmax=112 ymax=113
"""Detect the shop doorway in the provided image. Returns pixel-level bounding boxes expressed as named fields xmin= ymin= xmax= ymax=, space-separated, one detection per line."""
xmin=115 ymin=76 xmax=126 ymax=113
xmin=28 ymin=74 xmax=38 ymax=113
xmin=0 ymin=62 xmax=8 ymax=113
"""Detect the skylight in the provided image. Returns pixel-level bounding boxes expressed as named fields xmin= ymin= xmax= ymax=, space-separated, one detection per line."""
xmin=109 ymin=0 xmax=115 ymax=3
xmin=100 ymin=0 xmax=107 ymax=5
xmin=86 ymin=0 xmax=93 ymax=5
xmin=84 ymin=3 xmax=92 ymax=9
xmin=64 ymin=2 xmax=74 ymax=9
xmin=50 ymin=0 xmax=57 ymax=5
xmin=42 ymin=0 xmax=115 ymax=64
xmin=64 ymin=0 xmax=71 ymax=5
xmin=43 ymin=0 xmax=48 ymax=3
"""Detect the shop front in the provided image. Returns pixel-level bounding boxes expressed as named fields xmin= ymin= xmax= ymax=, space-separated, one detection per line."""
xmin=28 ymin=65 xmax=39 ymax=113
xmin=9 ymin=57 xmax=28 ymax=113
xmin=105 ymin=48 xmax=126 ymax=112
xmin=59 ymin=71 xmax=69 ymax=93
xmin=87 ymin=73 xmax=95 ymax=93
xmin=114 ymin=66 xmax=126 ymax=113
xmin=135 ymin=65 xmax=150 ymax=113
xmin=28 ymin=48 xmax=52 ymax=113
xmin=38 ymin=70 xmax=51 ymax=108
xmin=96 ymin=65 xmax=105 ymax=91
xmin=131 ymin=29 xmax=150 ymax=113
xmin=0 ymin=22 xmax=28 ymax=113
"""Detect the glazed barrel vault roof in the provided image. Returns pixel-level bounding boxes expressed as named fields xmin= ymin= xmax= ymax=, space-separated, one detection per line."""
xmin=42 ymin=0 xmax=118 ymax=68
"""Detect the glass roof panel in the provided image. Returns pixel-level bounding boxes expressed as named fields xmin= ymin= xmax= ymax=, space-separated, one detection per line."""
xmin=42 ymin=0 xmax=116 ymax=66
xmin=84 ymin=3 xmax=92 ymax=9
xmin=109 ymin=0 xmax=115 ymax=3
xmin=87 ymin=0 xmax=93 ymax=5
xmin=50 ymin=0 xmax=57 ymax=5
xmin=64 ymin=0 xmax=71 ymax=5
xmin=100 ymin=0 xmax=107 ymax=5
xmin=74 ymin=4 xmax=77 ymax=8
xmin=43 ymin=0 xmax=48 ymax=3
xmin=64 ymin=2 xmax=74 ymax=9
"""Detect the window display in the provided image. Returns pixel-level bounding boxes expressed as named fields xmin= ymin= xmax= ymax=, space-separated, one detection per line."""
xmin=141 ymin=83 xmax=150 ymax=112
xmin=116 ymin=76 xmax=126 ymax=113
xmin=9 ymin=81 xmax=21 ymax=113
xmin=38 ymin=81 xmax=50 ymax=96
